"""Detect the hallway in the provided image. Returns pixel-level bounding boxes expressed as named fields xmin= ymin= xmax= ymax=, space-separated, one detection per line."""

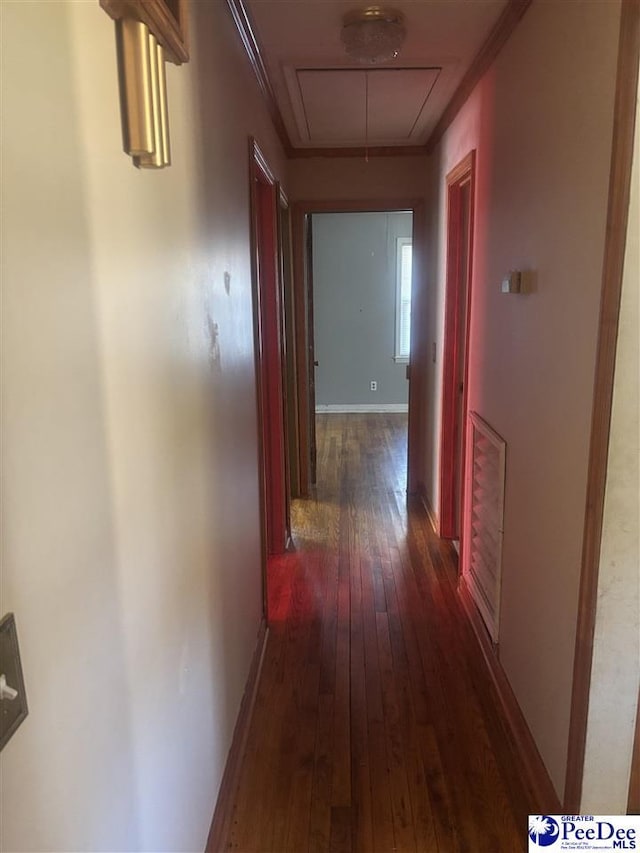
xmin=222 ymin=414 xmax=530 ymax=852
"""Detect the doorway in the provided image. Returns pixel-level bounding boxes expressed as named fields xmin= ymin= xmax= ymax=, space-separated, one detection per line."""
xmin=249 ymin=139 xmax=290 ymax=616
xmin=439 ymin=151 xmax=476 ymax=546
xmin=279 ymin=196 xmax=301 ymax=499
xmin=292 ymin=199 xmax=425 ymax=497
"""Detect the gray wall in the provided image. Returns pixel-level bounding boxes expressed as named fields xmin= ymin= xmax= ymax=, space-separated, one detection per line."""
xmin=312 ymin=211 xmax=412 ymax=407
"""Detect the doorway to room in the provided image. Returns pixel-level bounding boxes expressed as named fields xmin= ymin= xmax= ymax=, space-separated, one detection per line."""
xmin=292 ymin=199 xmax=425 ymax=498
xmin=249 ymin=139 xmax=291 ymax=616
xmin=309 ymin=210 xmax=413 ymax=491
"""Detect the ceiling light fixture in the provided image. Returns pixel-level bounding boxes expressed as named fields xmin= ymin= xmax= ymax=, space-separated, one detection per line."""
xmin=341 ymin=6 xmax=406 ymax=65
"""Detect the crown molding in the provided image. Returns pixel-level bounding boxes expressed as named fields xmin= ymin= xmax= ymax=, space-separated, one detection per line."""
xmin=425 ymin=0 xmax=533 ymax=154
xmin=225 ymin=0 xmax=293 ymax=156
xmin=227 ymin=0 xmax=532 ymax=161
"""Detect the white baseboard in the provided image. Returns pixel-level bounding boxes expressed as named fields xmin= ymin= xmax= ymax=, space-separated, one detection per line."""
xmin=315 ymin=404 xmax=409 ymax=413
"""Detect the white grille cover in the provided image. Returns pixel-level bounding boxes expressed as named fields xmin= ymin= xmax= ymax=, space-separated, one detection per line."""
xmin=462 ymin=412 xmax=506 ymax=644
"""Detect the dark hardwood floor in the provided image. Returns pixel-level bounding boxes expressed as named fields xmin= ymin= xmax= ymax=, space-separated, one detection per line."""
xmin=223 ymin=413 xmax=530 ymax=852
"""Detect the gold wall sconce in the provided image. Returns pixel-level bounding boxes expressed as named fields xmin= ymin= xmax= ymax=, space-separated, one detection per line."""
xmin=116 ymin=18 xmax=171 ymax=168
xmin=100 ymin=0 xmax=188 ymax=168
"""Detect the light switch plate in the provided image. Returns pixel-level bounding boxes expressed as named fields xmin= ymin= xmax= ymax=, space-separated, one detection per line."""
xmin=0 ymin=613 xmax=28 ymax=751
xmin=501 ymin=270 xmax=522 ymax=294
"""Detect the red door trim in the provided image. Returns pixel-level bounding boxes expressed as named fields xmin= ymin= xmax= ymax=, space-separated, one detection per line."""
xmin=249 ymin=139 xmax=289 ymax=592
xmin=439 ymin=151 xmax=476 ymax=541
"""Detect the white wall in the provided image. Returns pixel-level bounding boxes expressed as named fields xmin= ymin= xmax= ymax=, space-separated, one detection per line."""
xmin=312 ymin=212 xmax=412 ymax=407
xmin=421 ymin=0 xmax=621 ymax=798
xmin=581 ymin=76 xmax=640 ymax=814
xmin=289 ymin=155 xmax=428 ymax=202
xmin=1 ymin=2 xmax=285 ymax=850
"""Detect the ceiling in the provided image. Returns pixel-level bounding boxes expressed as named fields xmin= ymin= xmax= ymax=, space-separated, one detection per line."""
xmin=243 ymin=0 xmax=509 ymax=152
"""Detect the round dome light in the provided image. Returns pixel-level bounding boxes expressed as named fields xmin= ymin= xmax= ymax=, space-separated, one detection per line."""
xmin=341 ymin=7 xmax=406 ymax=65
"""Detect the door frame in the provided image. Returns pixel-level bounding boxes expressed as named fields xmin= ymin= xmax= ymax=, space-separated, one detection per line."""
xmin=564 ymin=0 xmax=639 ymax=811
xmin=279 ymin=191 xmax=301 ymax=499
xmin=291 ymin=198 xmax=426 ymax=497
xmin=439 ymin=151 xmax=476 ymax=542
xmin=249 ymin=138 xmax=290 ymax=615
xmin=304 ymin=215 xmax=318 ymax=486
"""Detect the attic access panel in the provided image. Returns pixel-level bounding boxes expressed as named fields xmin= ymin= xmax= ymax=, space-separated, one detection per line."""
xmin=290 ymin=67 xmax=441 ymax=145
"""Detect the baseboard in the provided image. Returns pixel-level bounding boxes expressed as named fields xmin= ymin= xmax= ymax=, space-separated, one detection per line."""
xmin=315 ymin=404 xmax=409 ymax=413
xmin=206 ymin=619 xmax=269 ymax=852
xmin=457 ymin=578 xmax=562 ymax=813
xmin=417 ymin=482 xmax=440 ymax=535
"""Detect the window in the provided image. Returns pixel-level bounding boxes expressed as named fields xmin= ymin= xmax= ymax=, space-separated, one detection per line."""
xmin=395 ymin=237 xmax=412 ymax=361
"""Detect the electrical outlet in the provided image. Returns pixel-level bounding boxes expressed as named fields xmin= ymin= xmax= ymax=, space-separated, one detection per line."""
xmin=370 ymin=380 xmax=377 ymax=391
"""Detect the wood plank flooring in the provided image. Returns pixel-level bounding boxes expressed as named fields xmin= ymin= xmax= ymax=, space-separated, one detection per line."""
xmin=223 ymin=413 xmax=530 ymax=852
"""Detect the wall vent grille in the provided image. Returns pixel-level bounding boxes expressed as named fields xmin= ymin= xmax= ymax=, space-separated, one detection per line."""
xmin=462 ymin=412 xmax=506 ymax=644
